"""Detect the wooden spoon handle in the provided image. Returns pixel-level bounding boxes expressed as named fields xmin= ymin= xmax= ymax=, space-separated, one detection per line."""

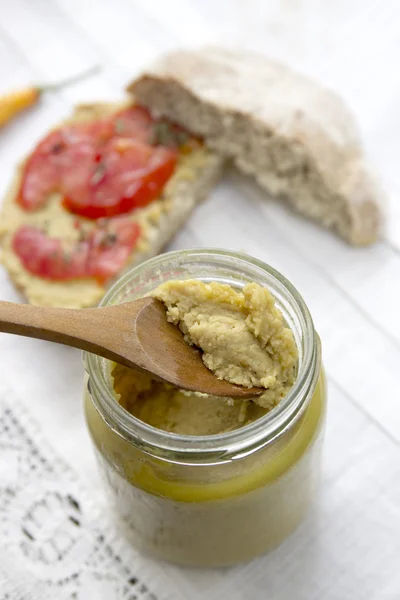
xmin=0 ymin=300 xmax=145 ymax=362
xmin=0 ymin=300 xmax=102 ymax=349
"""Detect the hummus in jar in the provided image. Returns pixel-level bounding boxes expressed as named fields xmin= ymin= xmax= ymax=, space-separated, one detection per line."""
xmin=112 ymin=280 xmax=298 ymax=433
xmin=84 ymin=249 xmax=325 ymax=566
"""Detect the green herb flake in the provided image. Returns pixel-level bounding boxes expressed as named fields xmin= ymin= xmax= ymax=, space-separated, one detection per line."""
xmin=63 ymin=252 xmax=71 ymax=264
xmin=78 ymin=228 xmax=87 ymax=243
xmin=176 ymin=130 xmax=189 ymax=146
xmin=149 ymin=121 xmax=185 ymax=148
xmin=115 ymin=119 xmax=125 ymax=134
xmin=101 ymin=232 xmax=118 ymax=248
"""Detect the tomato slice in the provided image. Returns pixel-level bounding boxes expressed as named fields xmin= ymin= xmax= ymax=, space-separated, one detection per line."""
xmin=18 ymin=120 xmax=114 ymax=212
xmin=87 ymin=217 xmax=141 ymax=281
xmin=62 ymin=138 xmax=177 ymax=219
xmin=12 ymin=218 xmax=141 ymax=283
xmin=17 ymin=106 xmax=178 ymax=219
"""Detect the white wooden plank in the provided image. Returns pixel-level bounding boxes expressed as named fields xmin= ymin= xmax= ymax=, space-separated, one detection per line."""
xmin=0 ymin=0 xmax=123 ymax=103
xmin=0 ymin=30 xmax=28 ymax=90
xmin=1 ymin=0 xmax=97 ymax=76
xmin=54 ymin=0 xmax=176 ymax=77
xmin=131 ymin=0 xmax=221 ymax=44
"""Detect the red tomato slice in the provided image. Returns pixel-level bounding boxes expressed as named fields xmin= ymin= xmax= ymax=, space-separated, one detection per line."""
xmin=62 ymin=138 xmax=177 ymax=219
xmin=87 ymin=217 xmax=141 ymax=281
xmin=18 ymin=106 xmax=178 ymax=219
xmin=12 ymin=218 xmax=141 ymax=283
xmin=12 ymin=225 xmax=89 ymax=279
xmin=18 ymin=120 xmax=115 ymax=212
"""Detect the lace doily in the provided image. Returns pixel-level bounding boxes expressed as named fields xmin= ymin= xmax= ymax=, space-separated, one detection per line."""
xmin=0 ymin=392 xmax=161 ymax=600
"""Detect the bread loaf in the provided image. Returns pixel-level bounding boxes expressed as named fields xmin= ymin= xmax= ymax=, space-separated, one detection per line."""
xmin=129 ymin=47 xmax=385 ymax=245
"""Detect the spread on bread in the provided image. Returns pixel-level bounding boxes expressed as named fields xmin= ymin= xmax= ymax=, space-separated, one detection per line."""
xmin=0 ymin=102 xmax=223 ymax=307
xmin=12 ymin=106 xmax=187 ymax=283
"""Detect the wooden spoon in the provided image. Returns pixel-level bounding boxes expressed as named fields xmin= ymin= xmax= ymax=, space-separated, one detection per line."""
xmin=0 ymin=298 xmax=263 ymax=398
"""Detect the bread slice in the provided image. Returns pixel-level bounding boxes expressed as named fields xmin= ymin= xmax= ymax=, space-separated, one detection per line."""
xmin=129 ymin=47 xmax=385 ymax=246
xmin=0 ymin=102 xmax=223 ymax=308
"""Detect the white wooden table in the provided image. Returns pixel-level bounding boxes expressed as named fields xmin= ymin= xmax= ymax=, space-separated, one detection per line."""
xmin=1 ymin=2 xmax=400 ymax=599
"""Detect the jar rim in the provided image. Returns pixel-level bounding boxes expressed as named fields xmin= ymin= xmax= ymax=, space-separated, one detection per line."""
xmin=84 ymin=249 xmax=320 ymax=463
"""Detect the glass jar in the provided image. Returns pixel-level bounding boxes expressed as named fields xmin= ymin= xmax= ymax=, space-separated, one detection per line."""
xmin=83 ymin=249 xmax=326 ymax=567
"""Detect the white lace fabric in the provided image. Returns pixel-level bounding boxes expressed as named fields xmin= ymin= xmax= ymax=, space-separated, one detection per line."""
xmin=0 ymin=392 xmax=161 ymax=600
